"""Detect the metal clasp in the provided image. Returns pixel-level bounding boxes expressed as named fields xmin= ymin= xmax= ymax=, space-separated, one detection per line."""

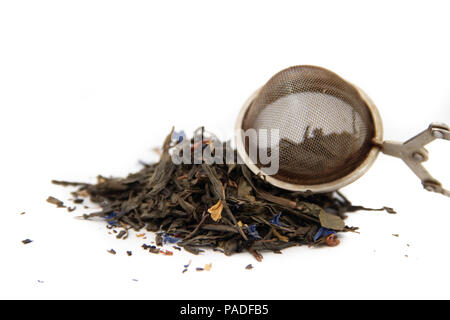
xmin=381 ymin=123 xmax=450 ymax=197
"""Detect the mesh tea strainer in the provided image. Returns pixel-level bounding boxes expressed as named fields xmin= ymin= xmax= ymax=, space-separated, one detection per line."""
xmin=235 ymin=65 xmax=450 ymax=196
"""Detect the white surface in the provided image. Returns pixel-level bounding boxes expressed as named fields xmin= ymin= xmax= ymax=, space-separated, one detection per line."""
xmin=1 ymin=0 xmax=450 ymax=300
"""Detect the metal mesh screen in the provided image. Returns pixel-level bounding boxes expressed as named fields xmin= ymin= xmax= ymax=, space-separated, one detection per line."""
xmin=241 ymin=65 xmax=375 ymax=185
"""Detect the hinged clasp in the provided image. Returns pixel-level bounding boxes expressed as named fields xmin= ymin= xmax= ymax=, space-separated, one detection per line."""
xmin=381 ymin=123 xmax=450 ymax=197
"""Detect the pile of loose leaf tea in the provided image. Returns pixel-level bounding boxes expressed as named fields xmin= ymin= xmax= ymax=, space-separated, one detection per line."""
xmin=52 ymin=128 xmax=392 ymax=261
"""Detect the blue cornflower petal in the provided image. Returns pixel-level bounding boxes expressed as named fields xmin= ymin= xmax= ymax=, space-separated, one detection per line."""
xmin=313 ymin=227 xmax=336 ymax=242
xmin=270 ymin=212 xmax=282 ymax=226
xmin=247 ymin=224 xmax=261 ymax=239
xmin=163 ymin=234 xmax=180 ymax=244
xmin=105 ymin=212 xmax=118 ymax=225
xmin=172 ymin=130 xmax=186 ymax=143
xmin=105 ymin=212 xmax=117 ymax=219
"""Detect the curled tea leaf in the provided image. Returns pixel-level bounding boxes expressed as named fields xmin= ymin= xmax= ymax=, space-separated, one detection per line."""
xmin=272 ymin=229 xmax=289 ymax=242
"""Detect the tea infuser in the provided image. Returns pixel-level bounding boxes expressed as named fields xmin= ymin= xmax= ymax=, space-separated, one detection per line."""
xmin=235 ymin=65 xmax=449 ymax=196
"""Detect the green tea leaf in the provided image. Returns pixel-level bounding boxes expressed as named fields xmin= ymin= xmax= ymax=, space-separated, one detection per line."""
xmin=319 ymin=211 xmax=345 ymax=231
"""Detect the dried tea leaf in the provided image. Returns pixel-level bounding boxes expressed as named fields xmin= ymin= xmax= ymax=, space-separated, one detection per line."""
xmin=237 ymin=178 xmax=255 ymax=202
xmin=208 ymin=199 xmax=223 ymax=222
xmin=383 ymin=207 xmax=397 ymax=214
xmin=272 ymin=229 xmax=289 ymax=242
xmin=297 ymin=202 xmax=323 ymax=217
xmin=155 ymin=234 xmax=163 ymax=246
xmin=77 ymin=190 xmax=89 ymax=198
xmin=295 ymin=226 xmax=312 ymax=237
xmin=183 ymin=246 xmax=204 ymax=255
xmin=116 ymin=230 xmax=127 ymax=239
xmin=319 ymin=211 xmax=345 ymax=231
xmin=46 ymin=196 xmax=65 ymax=208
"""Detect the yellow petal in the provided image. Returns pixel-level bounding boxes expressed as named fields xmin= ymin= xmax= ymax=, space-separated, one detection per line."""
xmin=272 ymin=228 xmax=289 ymax=242
xmin=204 ymin=263 xmax=212 ymax=271
xmin=237 ymin=221 xmax=243 ymax=227
xmin=208 ymin=200 xmax=223 ymax=222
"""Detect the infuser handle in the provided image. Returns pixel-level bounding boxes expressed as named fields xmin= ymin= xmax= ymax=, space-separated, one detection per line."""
xmin=380 ymin=122 xmax=450 ymax=197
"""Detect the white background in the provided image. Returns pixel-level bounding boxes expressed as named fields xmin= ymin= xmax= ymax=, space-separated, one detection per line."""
xmin=1 ymin=1 xmax=449 ymax=300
